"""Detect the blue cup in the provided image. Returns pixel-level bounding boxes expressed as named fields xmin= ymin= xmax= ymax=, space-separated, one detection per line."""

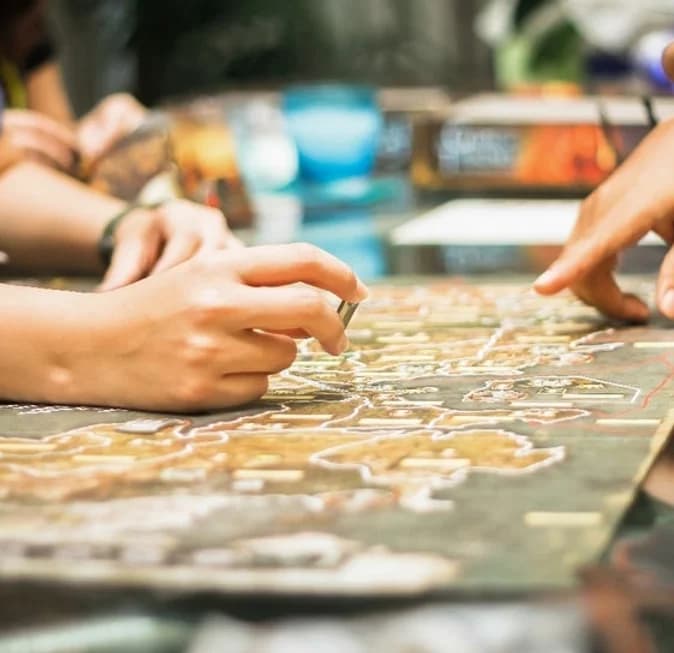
xmin=282 ymin=85 xmax=383 ymax=183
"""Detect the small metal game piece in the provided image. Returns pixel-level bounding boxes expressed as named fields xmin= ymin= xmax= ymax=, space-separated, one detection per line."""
xmin=337 ymin=300 xmax=360 ymax=327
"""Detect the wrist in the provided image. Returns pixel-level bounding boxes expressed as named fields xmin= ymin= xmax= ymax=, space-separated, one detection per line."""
xmin=98 ymin=202 xmax=163 ymax=266
xmin=40 ymin=290 xmax=112 ymax=405
xmin=0 ymin=285 xmax=107 ymax=405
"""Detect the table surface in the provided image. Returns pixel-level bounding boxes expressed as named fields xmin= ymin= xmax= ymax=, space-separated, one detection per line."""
xmin=0 ymin=277 xmax=673 ymax=653
xmin=0 ymin=435 xmax=671 ymax=652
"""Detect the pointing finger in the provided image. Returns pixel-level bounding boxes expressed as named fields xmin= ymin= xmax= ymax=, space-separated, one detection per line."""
xmin=656 ymin=245 xmax=674 ymax=319
xmin=536 ymin=193 xmax=654 ymax=296
xmin=232 ymin=243 xmax=368 ymax=303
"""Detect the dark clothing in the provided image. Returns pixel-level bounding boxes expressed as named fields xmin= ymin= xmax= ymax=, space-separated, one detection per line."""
xmin=0 ymin=0 xmax=55 ymax=107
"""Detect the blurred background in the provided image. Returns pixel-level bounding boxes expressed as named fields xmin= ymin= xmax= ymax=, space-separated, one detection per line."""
xmin=50 ymin=0 xmax=491 ymax=110
xmin=43 ymin=0 xmax=674 ymax=280
xmin=1 ymin=4 xmax=674 ymax=651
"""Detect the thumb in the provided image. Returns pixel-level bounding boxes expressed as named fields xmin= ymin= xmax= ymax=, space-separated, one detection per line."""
xmin=78 ymin=120 xmax=106 ymax=161
xmin=657 ymin=245 xmax=674 ymax=319
xmin=97 ymin=232 xmax=160 ymax=291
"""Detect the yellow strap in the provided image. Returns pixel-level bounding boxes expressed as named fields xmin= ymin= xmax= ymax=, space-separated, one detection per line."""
xmin=0 ymin=57 xmax=27 ymax=109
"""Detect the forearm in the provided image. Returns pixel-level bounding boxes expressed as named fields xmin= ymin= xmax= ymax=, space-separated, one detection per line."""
xmin=0 ymin=283 xmax=97 ymax=404
xmin=25 ymin=62 xmax=74 ymax=124
xmin=0 ymin=162 xmax=125 ymax=272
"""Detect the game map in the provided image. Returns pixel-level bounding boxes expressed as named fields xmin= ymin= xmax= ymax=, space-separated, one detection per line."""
xmin=0 ymin=281 xmax=672 ymax=597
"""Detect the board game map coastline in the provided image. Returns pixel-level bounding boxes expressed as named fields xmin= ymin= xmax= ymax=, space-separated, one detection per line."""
xmin=0 ymin=280 xmax=671 ymax=597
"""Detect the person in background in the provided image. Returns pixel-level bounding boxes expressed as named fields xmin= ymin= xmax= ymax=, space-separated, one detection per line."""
xmin=0 ymin=2 xmax=369 ymax=411
xmin=0 ymin=0 xmax=145 ymax=172
xmin=0 ymin=0 xmax=239 ymax=291
xmin=535 ymin=43 xmax=674 ymax=322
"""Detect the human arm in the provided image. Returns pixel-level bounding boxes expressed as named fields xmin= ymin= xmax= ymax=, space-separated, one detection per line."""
xmin=0 ymin=244 xmax=368 ymax=411
xmin=0 ymin=109 xmax=78 ymax=172
xmin=25 ymin=61 xmax=74 ymax=124
xmin=24 ymin=69 xmax=145 ymax=169
xmin=0 ymin=162 xmax=240 ymax=279
xmin=20 ymin=87 xmax=146 ymax=173
xmin=0 ymin=161 xmax=121 ymax=272
xmin=77 ymin=93 xmax=147 ymax=165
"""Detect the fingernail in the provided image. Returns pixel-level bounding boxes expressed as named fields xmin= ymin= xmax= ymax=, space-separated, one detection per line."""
xmin=355 ymin=279 xmax=369 ymax=302
xmin=336 ymin=334 xmax=349 ymax=355
xmin=534 ymin=269 xmax=556 ymax=289
xmin=627 ymin=300 xmax=650 ymax=323
xmin=663 ymin=289 xmax=674 ymax=318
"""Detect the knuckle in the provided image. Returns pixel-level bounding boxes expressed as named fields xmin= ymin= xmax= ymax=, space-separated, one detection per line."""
xmin=210 ymin=236 xmax=229 ymax=250
xmin=187 ymin=292 xmax=224 ymax=325
xmin=295 ymin=288 xmax=329 ymax=318
xmin=293 ymin=242 xmax=323 ymax=271
xmin=187 ymin=285 xmax=244 ymax=324
xmin=172 ymin=377 xmax=212 ymax=409
xmin=179 ymin=333 xmax=219 ymax=366
xmin=272 ymin=339 xmax=298 ymax=372
xmin=189 ymin=305 xmax=221 ymax=328
xmin=224 ymin=375 xmax=269 ymax=406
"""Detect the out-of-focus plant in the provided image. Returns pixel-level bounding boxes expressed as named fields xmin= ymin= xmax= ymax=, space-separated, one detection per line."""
xmin=477 ymin=0 xmax=674 ymax=89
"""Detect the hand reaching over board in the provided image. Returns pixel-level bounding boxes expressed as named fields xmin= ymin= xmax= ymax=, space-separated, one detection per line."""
xmin=535 ymin=112 xmax=674 ymax=321
xmin=535 ymin=42 xmax=674 ymax=322
xmin=34 ymin=244 xmax=367 ymax=412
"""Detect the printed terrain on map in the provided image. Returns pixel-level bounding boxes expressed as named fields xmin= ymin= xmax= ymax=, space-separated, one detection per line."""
xmin=0 ymin=281 xmax=671 ymax=596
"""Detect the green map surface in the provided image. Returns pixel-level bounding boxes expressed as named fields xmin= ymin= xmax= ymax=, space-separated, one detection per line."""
xmin=0 ymin=281 xmax=670 ymax=597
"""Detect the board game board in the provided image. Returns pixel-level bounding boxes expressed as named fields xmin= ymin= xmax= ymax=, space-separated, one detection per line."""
xmin=0 ymin=280 xmax=671 ymax=597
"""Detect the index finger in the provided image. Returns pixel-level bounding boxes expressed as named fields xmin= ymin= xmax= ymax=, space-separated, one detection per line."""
xmin=236 ymin=285 xmax=347 ymax=355
xmin=231 ymin=243 xmax=368 ymax=303
xmin=535 ymin=191 xmax=652 ymax=295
